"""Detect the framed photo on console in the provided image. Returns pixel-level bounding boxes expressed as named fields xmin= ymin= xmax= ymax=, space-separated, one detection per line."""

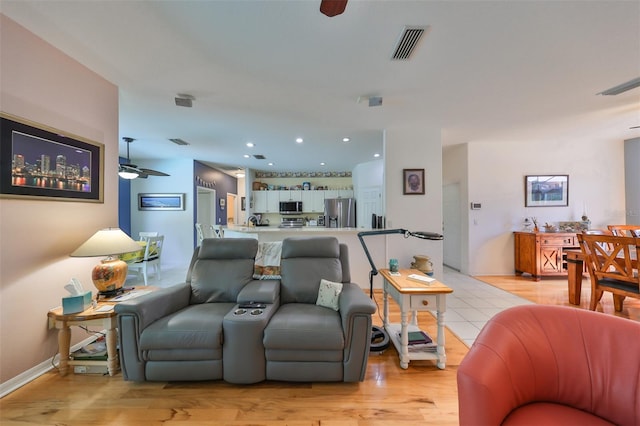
xmin=525 ymin=175 xmax=569 ymax=207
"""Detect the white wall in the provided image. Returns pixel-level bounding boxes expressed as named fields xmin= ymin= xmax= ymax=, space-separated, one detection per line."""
xmin=383 ymin=125 xmax=443 ymax=283
xmin=445 ymin=139 xmax=626 ymax=276
xmin=0 ymin=15 xmax=119 ymax=384
xmin=625 ymin=138 xmax=640 ymax=224
xmin=130 ymin=158 xmax=195 ymax=270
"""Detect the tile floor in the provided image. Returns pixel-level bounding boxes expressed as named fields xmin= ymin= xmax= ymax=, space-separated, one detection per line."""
xmin=440 ymin=267 xmax=532 ymax=346
xmin=127 ymin=264 xmax=532 ymax=348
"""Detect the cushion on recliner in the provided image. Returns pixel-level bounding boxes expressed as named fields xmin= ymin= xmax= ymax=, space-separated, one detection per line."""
xmin=263 ymin=303 xmax=344 ymax=352
xmin=187 ymin=238 xmax=258 ymax=304
xmin=280 ymin=237 xmax=343 ymax=304
xmin=140 ymin=303 xmax=234 ymax=361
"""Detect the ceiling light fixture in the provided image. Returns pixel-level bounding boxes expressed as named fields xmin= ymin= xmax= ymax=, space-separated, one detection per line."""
xmin=268 ymin=162 xmax=274 ymax=166
xmin=343 ymin=137 xmax=350 ymax=142
xmin=320 ymin=162 xmax=326 ymax=166
xmin=246 ymin=142 xmax=255 ymax=147
xmin=597 ymin=77 xmax=640 ymax=96
xmin=243 ymin=154 xmax=250 ymax=158
xmin=296 ymin=138 xmax=303 ymax=143
xmin=374 ymin=153 xmax=380 ymax=158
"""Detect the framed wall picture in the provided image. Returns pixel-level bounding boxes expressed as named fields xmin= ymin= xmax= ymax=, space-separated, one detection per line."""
xmin=525 ymin=175 xmax=569 ymax=207
xmin=138 ymin=193 xmax=185 ymax=211
xmin=403 ymin=169 xmax=425 ymax=195
xmin=0 ymin=112 xmax=104 ymax=202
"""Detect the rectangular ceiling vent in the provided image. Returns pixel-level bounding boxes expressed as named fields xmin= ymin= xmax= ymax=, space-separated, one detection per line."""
xmin=168 ymin=138 xmax=190 ymax=146
xmin=391 ymin=26 xmax=428 ymax=60
xmin=253 ymin=154 xmax=266 ymax=160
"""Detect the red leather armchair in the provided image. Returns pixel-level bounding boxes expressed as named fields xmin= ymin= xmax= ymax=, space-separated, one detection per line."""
xmin=457 ymin=305 xmax=640 ymax=425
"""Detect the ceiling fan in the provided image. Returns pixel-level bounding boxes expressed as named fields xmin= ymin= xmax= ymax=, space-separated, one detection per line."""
xmin=320 ymin=0 xmax=347 ymax=17
xmin=118 ymin=137 xmax=170 ymax=179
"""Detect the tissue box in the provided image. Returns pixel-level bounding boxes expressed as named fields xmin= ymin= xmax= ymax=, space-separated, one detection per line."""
xmin=62 ymin=291 xmax=93 ymax=314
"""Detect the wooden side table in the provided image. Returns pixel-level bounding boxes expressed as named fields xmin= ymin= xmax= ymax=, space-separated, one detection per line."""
xmin=379 ymin=268 xmax=453 ymax=370
xmin=47 ymin=302 xmax=118 ymax=376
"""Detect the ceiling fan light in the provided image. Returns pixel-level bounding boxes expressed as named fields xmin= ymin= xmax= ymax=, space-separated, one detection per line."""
xmin=118 ymin=170 xmax=139 ymax=180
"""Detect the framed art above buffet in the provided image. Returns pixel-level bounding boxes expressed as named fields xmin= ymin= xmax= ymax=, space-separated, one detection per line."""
xmin=525 ymin=175 xmax=568 ymax=207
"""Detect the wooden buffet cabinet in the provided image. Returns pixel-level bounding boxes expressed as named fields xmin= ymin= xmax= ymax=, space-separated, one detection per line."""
xmin=514 ymin=231 xmax=579 ymax=281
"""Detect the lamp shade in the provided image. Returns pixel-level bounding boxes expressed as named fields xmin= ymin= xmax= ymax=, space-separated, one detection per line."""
xmin=71 ymin=228 xmax=141 ymax=257
xmin=71 ymin=228 xmax=142 ymax=294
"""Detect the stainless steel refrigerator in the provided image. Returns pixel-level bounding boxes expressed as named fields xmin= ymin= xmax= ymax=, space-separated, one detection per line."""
xmin=324 ymin=198 xmax=356 ymax=228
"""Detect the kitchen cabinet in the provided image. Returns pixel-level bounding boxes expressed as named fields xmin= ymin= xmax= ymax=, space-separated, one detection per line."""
xmin=324 ymin=189 xmax=354 ymax=199
xmin=514 ymin=231 xmax=579 ymax=281
xmin=301 ymin=191 xmax=325 ymax=213
xmin=279 ymin=190 xmax=302 ymax=202
xmin=253 ymin=191 xmax=279 ymax=213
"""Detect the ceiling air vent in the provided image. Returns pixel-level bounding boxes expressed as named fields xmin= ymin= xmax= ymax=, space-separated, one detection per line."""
xmin=253 ymin=154 xmax=266 ymax=160
xmin=168 ymin=138 xmax=189 ymax=146
xmin=391 ymin=26 xmax=428 ymax=60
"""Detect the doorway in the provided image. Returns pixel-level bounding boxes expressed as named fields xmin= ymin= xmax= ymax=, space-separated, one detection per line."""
xmin=227 ymin=193 xmax=237 ymax=225
xmin=443 ymin=183 xmax=462 ymax=271
xmin=197 ymin=187 xmax=217 ymax=237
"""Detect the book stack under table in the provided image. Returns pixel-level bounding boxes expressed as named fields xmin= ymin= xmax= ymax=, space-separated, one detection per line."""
xmin=400 ymin=330 xmax=437 ymax=352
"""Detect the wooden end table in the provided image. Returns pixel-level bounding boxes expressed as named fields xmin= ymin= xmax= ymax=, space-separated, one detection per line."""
xmin=379 ymin=268 xmax=453 ymax=369
xmin=47 ymin=301 xmax=118 ymax=376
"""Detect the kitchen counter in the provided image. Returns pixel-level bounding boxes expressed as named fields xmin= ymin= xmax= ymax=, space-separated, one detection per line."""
xmin=223 ymin=225 xmax=381 ymax=291
xmin=225 ymin=225 xmax=366 ymax=234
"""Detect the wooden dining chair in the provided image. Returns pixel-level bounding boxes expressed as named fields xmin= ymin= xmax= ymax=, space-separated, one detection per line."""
xmin=577 ymin=233 xmax=639 ymax=312
xmin=607 ymin=224 xmax=640 ymax=237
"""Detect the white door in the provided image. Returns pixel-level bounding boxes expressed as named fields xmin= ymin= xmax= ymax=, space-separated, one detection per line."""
xmin=358 ymin=186 xmax=382 ymax=229
xmin=197 ymin=187 xmax=216 ymax=237
xmin=443 ymin=183 xmax=462 ymax=271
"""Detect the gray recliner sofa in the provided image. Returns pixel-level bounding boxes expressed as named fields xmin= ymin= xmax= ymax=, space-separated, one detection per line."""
xmin=115 ymin=236 xmax=376 ymax=383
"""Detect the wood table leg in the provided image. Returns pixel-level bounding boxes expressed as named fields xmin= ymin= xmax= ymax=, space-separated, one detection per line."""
xmin=567 ymin=258 xmax=583 ymax=305
xmin=105 ymin=326 xmax=118 ymax=376
xmin=399 ymin=310 xmax=409 ymax=369
xmin=436 ymin=305 xmax=446 ymax=370
xmin=57 ymin=324 xmax=71 ymax=376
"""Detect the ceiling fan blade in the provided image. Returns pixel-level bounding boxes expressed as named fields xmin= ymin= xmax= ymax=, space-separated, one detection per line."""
xmin=119 ymin=164 xmax=140 ymax=172
xmin=320 ymin=0 xmax=347 ymax=17
xmin=140 ymin=168 xmax=170 ymax=177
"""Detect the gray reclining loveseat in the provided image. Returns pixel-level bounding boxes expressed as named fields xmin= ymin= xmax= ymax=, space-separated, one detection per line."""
xmin=115 ymin=236 xmax=376 ymax=383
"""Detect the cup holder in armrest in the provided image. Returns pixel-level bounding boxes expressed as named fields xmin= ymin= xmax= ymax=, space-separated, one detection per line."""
xmin=234 ymin=308 xmax=247 ymax=315
xmin=250 ymin=309 xmax=263 ymax=316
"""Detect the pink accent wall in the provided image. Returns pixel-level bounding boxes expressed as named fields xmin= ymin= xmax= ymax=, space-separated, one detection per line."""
xmin=0 ymin=14 xmax=119 ymax=384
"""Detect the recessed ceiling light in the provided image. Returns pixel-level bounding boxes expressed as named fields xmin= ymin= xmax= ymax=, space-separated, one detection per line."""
xmin=268 ymin=162 xmax=274 ymax=166
xmin=320 ymin=162 xmax=326 ymax=166
xmin=243 ymin=154 xmax=250 ymax=158
xmin=246 ymin=142 xmax=255 ymax=148
xmin=342 ymin=137 xmax=350 ymax=142
xmin=296 ymin=138 xmax=303 ymax=143
xmin=374 ymin=153 xmax=380 ymax=158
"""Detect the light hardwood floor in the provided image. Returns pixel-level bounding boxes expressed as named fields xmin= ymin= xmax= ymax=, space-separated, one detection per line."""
xmin=1 ymin=274 xmax=638 ymax=425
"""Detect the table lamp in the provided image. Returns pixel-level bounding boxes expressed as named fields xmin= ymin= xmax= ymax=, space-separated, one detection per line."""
xmin=70 ymin=228 xmax=142 ymax=296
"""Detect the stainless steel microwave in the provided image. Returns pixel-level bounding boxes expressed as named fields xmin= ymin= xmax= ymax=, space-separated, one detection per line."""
xmin=279 ymin=201 xmax=303 ymax=215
